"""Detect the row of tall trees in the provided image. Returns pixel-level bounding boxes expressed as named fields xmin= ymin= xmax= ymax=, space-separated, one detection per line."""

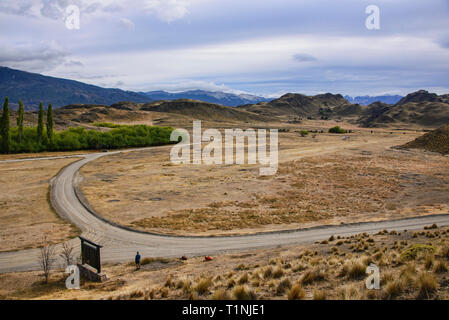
xmin=1 ymin=97 xmax=54 ymax=154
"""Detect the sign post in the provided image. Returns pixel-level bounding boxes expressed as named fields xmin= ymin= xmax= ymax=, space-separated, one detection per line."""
xmin=78 ymin=236 xmax=106 ymax=282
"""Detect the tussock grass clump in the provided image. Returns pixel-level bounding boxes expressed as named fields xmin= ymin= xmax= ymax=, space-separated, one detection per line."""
xmin=272 ymin=266 xmax=284 ymax=279
xmin=292 ymin=263 xmax=306 ymax=272
xmin=159 ymin=287 xmax=168 ymax=298
xmin=233 ymin=285 xmax=257 ymax=300
xmin=238 ymin=273 xmax=249 ymax=285
xmin=211 ymin=288 xmax=231 ymax=300
xmin=301 ymin=267 xmax=327 ymax=284
xmin=338 ymin=285 xmax=364 ymax=300
xmin=263 ymin=266 xmax=273 ymax=279
xmin=433 ymin=260 xmax=448 ymax=274
xmin=176 ymin=277 xmax=189 ymax=290
xmin=287 ymin=284 xmax=305 ymax=300
xmin=140 ymin=257 xmax=171 ymax=265
xmin=384 ymin=279 xmax=405 ymax=299
xmin=424 ymin=254 xmax=434 ymax=270
xmin=227 ymin=278 xmax=236 ymax=289
xmin=416 ymin=272 xmax=438 ymax=299
xmin=129 ymin=290 xmax=144 ymax=299
xmin=380 ymin=271 xmax=394 ymax=286
xmin=165 ymin=275 xmax=173 ymax=288
xmin=312 ymin=290 xmax=327 ymax=300
xmin=276 ymin=278 xmax=292 ymax=295
xmin=340 ymin=260 xmax=366 ymax=279
xmin=195 ymin=278 xmax=213 ymax=295
xmin=437 ymin=244 xmax=449 ymax=259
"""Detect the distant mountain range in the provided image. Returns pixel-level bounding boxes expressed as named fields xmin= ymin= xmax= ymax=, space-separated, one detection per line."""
xmin=344 ymin=95 xmax=403 ymax=105
xmin=144 ymin=90 xmax=272 ymax=107
xmin=0 ymin=66 xmax=271 ymax=109
xmin=0 ymin=66 xmax=152 ymax=110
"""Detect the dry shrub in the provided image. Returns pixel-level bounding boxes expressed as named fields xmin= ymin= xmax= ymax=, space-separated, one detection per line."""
xmin=424 ymin=254 xmax=434 ymax=270
xmin=160 ymin=287 xmax=168 ymax=298
xmin=195 ymin=278 xmax=213 ymax=295
xmin=211 ymin=288 xmax=231 ymax=300
xmin=301 ymin=267 xmax=326 ymax=284
xmin=129 ymin=290 xmax=144 ymax=299
xmin=233 ymin=285 xmax=257 ymax=300
xmin=437 ymin=244 xmax=449 ymax=259
xmin=272 ymin=267 xmax=284 ymax=279
xmin=416 ymin=272 xmax=437 ymax=299
xmin=381 ymin=271 xmax=394 ymax=286
xmin=276 ymin=278 xmax=292 ymax=295
xmin=340 ymin=260 xmax=366 ymax=279
xmin=165 ymin=275 xmax=173 ymax=288
xmin=263 ymin=266 xmax=273 ymax=279
xmin=238 ymin=273 xmax=249 ymax=285
xmin=433 ymin=260 xmax=448 ymax=273
xmin=292 ymin=263 xmax=307 ymax=272
xmin=227 ymin=278 xmax=236 ymax=289
xmin=338 ymin=285 xmax=364 ymax=300
xmin=384 ymin=279 xmax=405 ymax=299
xmin=312 ymin=290 xmax=327 ymax=300
xmin=287 ymin=284 xmax=305 ymax=300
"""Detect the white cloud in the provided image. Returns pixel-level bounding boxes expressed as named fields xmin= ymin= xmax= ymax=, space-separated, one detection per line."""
xmin=0 ymin=40 xmax=69 ymax=72
xmin=0 ymin=0 xmax=199 ymax=23
xmin=142 ymin=0 xmax=190 ymax=23
xmin=119 ymin=17 xmax=135 ymax=30
xmin=46 ymin=33 xmax=449 ymax=95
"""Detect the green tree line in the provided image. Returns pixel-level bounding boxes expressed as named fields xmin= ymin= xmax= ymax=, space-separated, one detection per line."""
xmin=0 ymin=97 xmax=174 ymax=154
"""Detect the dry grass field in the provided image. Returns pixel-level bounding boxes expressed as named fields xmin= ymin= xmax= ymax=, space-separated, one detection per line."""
xmin=0 ymin=158 xmax=81 ymax=252
xmin=1 ymin=224 xmax=448 ymax=300
xmin=79 ymin=122 xmax=449 ymax=236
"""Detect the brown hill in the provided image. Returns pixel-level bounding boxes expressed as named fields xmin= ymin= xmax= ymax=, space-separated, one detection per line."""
xmin=241 ymin=93 xmax=350 ymax=118
xmin=141 ymin=99 xmax=271 ymax=123
xmin=357 ymin=91 xmax=449 ymax=128
xmin=398 ymin=123 xmax=449 ymax=154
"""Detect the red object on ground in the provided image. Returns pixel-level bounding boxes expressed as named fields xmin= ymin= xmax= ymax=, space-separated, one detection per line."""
xmin=204 ymin=256 xmax=213 ymax=261
xmin=181 ymin=256 xmax=188 ymax=260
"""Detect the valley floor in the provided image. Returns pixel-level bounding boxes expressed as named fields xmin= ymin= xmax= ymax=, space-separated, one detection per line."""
xmin=79 ymin=121 xmax=449 ymax=236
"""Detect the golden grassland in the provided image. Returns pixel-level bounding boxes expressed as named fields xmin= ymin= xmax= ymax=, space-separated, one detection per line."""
xmin=1 ymin=224 xmax=448 ymax=300
xmin=79 ymin=128 xmax=448 ymax=235
xmin=0 ymin=158 xmax=81 ymax=252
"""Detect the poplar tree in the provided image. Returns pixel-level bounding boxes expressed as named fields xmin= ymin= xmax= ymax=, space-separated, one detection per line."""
xmin=17 ymin=100 xmax=24 ymax=143
xmin=46 ymin=104 xmax=54 ymax=142
xmin=37 ymin=102 xmax=44 ymax=144
xmin=1 ymin=97 xmax=10 ymax=153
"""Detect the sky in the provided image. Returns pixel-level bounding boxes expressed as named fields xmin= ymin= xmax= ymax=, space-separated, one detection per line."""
xmin=1 ymin=0 xmax=449 ymax=97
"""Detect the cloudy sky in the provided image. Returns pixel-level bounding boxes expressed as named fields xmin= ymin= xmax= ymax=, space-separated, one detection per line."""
xmin=1 ymin=0 xmax=449 ymax=97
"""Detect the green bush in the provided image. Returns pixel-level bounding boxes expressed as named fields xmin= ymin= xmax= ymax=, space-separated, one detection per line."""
xmin=328 ymin=126 xmax=347 ymax=134
xmin=300 ymin=130 xmax=309 ymax=137
xmin=0 ymin=124 xmax=174 ymax=154
xmin=400 ymin=244 xmax=436 ymax=261
xmin=92 ymin=122 xmax=124 ymax=128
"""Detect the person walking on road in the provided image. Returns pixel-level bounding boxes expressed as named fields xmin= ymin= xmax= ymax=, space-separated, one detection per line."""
xmin=135 ymin=251 xmax=141 ymax=270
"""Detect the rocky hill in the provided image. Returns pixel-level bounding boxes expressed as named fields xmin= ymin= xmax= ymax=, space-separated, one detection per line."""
xmin=357 ymin=91 xmax=449 ymax=128
xmin=141 ymin=99 xmax=271 ymax=123
xmin=398 ymin=123 xmax=449 ymax=154
xmin=240 ymin=93 xmax=350 ymax=118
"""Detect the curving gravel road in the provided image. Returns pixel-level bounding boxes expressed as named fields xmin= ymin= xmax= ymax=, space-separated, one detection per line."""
xmin=1 ymin=146 xmax=449 ymax=273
